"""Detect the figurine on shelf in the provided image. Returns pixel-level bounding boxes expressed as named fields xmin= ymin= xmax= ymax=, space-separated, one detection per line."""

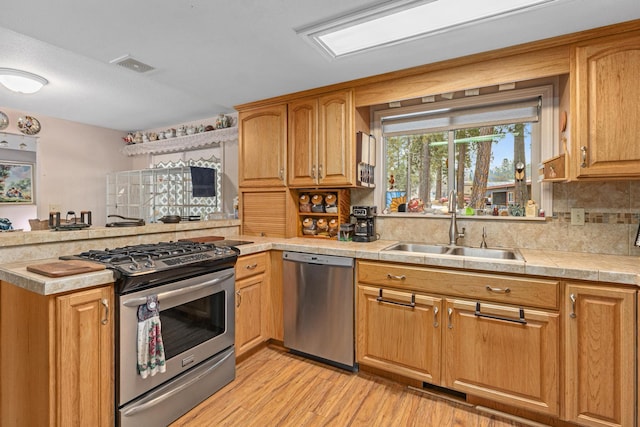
xmin=123 ymin=133 xmax=134 ymax=144
xmin=133 ymin=131 xmax=143 ymax=144
xmin=215 ymin=114 xmax=231 ymax=129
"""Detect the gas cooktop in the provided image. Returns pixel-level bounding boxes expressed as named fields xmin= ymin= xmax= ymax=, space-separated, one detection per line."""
xmin=61 ymin=241 xmax=238 ymax=279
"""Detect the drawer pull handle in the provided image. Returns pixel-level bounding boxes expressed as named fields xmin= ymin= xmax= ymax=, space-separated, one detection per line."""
xmin=485 ymin=285 xmax=511 ymax=294
xmin=311 ymin=165 xmax=316 ymax=179
xmin=245 ymin=263 xmax=258 ymax=270
xmin=101 ymin=298 xmax=109 ymax=325
xmin=447 ymin=307 xmax=453 ymax=329
xmin=569 ymin=293 xmax=576 ymax=318
xmin=376 ymin=288 xmax=415 ymax=308
xmin=474 ymin=302 xmax=527 ymax=325
xmin=236 ymin=290 xmax=242 ymax=307
xmin=580 ymin=146 xmax=588 ymax=168
xmin=433 ymin=306 xmax=439 ymax=328
xmin=386 ymin=273 xmax=406 ymax=281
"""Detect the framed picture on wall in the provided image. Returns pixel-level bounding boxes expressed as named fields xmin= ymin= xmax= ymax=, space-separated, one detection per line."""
xmin=0 ymin=161 xmax=34 ymax=204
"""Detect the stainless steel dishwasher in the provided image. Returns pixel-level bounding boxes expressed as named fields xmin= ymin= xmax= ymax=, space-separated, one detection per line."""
xmin=282 ymin=251 xmax=356 ymax=370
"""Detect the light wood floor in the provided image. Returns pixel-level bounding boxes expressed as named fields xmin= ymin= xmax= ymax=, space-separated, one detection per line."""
xmin=172 ymin=345 xmax=530 ymax=427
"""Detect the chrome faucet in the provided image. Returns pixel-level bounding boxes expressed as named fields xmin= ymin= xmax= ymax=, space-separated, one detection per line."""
xmin=480 ymin=227 xmax=488 ymax=248
xmin=447 ymin=190 xmax=465 ymax=245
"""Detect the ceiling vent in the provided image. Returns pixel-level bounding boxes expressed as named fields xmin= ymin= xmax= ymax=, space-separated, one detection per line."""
xmin=110 ymin=55 xmax=155 ymax=73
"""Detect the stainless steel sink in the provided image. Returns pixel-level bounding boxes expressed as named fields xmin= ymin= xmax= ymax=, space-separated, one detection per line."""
xmin=383 ymin=243 xmax=523 ymax=260
xmin=384 ymin=243 xmax=451 ymax=254
xmin=445 ymin=246 xmax=523 ymax=260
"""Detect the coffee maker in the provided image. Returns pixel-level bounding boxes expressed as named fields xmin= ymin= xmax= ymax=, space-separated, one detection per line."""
xmin=351 ymin=206 xmax=377 ymax=242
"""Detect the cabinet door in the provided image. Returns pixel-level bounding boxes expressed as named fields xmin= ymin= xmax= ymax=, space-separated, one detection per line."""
xmin=573 ymin=32 xmax=640 ymax=177
xmin=444 ymin=299 xmax=559 ymax=416
xmin=235 ymin=274 xmax=265 ymax=357
xmin=239 ymin=104 xmax=287 ymax=187
xmin=318 ymin=90 xmax=355 ymax=186
xmin=241 ymin=189 xmax=290 ymax=237
xmin=564 ymin=284 xmax=636 ymax=427
xmin=56 ymin=286 xmax=113 ymax=427
xmin=357 ymin=285 xmax=442 ymax=384
xmin=288 ymin=97 xmax=318 ymax=187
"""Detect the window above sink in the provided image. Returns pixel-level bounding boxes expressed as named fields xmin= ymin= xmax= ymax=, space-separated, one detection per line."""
xmin=371 ymin=82 xmax=556 ymax=220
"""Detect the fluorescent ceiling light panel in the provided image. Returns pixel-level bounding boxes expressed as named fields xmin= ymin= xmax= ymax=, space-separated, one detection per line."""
xmin=299 ymin=0 xmax=559 ymax=58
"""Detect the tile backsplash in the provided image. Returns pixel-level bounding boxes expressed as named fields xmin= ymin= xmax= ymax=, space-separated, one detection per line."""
xmin=372 ymin=181 xmax=640 ymax=256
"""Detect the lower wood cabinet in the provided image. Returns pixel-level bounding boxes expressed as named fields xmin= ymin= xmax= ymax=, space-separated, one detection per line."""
xmin=356 ymin=260 xmax=562 ymax=417
xmin=563 ymin=283 xmax=636 ymax=427
xmin=357 ymin=285 xmax=442 ymax=384
xmin=0 ymin=282 xmax=113 ymax=427
xmin=235 ymin=252 xmax=269 ymax=357
xmin=443 ymin=299 xmax=559 ymax=416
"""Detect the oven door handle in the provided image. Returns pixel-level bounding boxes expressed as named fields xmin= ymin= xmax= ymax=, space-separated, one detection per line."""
xmin=121 ymin=349 xmax=234 ymax=417
xmin=122 ymin=272 xmax=234 ymax=307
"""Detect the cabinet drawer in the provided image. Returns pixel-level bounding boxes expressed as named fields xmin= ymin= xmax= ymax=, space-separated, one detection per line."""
xmin=236 ymin=252 xmax=268 ymax=280
xmin=357 ymin=260 xmax=559 ymax=310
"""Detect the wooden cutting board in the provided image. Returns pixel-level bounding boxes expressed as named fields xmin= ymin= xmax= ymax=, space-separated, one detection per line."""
xmin=27 ymin=260 xmax=107 ymax=277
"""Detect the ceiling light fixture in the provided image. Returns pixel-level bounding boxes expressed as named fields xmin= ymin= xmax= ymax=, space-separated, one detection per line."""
xmin=0 ymin=68 xmax=48 ymax=94
xmin=297 ymin=0 xmax=559 ymax=59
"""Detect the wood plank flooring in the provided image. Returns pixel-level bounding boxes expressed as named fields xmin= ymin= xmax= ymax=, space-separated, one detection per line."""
xmin=172 ymin=345 xmax=532 ymax=427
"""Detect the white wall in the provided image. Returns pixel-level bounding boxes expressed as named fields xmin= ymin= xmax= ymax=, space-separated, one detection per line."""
xmin=0 ymin=107 xmax=133 ymax=229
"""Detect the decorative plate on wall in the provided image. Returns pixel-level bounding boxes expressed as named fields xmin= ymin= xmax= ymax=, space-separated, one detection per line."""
xmin=0 ymin=111 xmax=8 ymax=130
xmin=17 ymin=116 xmax=41 ymax=135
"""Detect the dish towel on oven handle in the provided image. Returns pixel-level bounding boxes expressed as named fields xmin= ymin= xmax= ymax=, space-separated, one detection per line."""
xmin=137 ymin=295 xmax=166 ymax=379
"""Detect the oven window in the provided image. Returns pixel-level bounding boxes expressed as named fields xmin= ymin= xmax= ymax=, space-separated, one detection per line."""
xmin=160 ymin=290 xmax=226 ymax=359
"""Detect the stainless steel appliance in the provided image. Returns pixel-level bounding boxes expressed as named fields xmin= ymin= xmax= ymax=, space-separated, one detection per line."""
xmin=63 ymin=241 xmax=238 ymax=427
xmin=282 ymin=251 xmax=356 ymax=370
xmin=351 ymin=205 xmax=377 ymax=242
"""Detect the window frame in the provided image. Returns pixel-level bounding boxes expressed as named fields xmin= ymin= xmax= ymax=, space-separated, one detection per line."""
xmin=371 ymin=84 xmax=556 ymax=218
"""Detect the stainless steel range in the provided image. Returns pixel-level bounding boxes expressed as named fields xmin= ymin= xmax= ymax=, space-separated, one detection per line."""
xmin=64 ymin=241 xmax=238 ymax=427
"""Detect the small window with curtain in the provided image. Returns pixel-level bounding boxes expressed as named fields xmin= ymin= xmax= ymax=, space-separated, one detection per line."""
xmin=374 ymin=85 xmax=554 ymax=218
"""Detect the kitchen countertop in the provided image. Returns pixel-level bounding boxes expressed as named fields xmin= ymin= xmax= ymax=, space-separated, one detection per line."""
xmin=1 ymin=235 xmax=639 ymax=295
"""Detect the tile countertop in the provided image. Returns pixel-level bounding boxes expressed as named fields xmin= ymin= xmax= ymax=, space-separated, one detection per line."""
xmin=1 ymin=235 xmax=639 ymax=296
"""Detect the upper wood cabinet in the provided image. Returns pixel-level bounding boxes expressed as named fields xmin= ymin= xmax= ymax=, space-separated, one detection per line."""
xmin=563 ymin=283 xmax=636 ymax=427
xmin=288 ymin=89 xmax=355 ymax=187
xmin=238 ymin=104 xmax=287 ymax=187
xmin=572 ymin=31 xmax=640 ymax=178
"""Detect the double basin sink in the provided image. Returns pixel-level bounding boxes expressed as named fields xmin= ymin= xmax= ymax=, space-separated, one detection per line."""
xmin=384 ymin=243 xmax=523 ymax=261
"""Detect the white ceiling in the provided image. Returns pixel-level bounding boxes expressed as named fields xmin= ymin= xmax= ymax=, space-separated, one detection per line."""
xmin=1 ymin=0 xmax=639 ymax=132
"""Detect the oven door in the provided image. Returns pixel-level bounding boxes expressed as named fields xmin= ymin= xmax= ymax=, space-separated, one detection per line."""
xmin=118 ymin=268 xmax=235 ymax=406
